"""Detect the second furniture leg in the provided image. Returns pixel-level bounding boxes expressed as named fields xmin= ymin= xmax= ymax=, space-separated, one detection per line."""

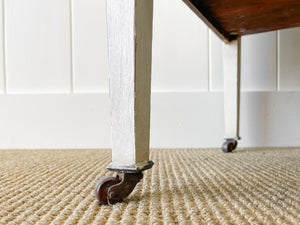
xmin=95 ymin=0 xmax=154 ymax=205
xmin=222 ymin=37 xmax=241 ymax=153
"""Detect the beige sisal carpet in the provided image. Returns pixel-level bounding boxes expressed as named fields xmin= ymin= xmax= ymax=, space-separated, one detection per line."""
xmin=0 ymin=148 xmax=299 ymax=225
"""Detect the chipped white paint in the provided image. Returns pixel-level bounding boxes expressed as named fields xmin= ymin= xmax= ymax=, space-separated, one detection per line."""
xmin=106 ymin=0 xmax=153 ymax=167
xmin=223 ymin=38 xmax=241 ymax=139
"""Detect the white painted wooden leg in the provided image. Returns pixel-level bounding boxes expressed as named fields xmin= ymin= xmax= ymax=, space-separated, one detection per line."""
xmin=106 ymin=0 xmax=154 ymax=172
xmin=95 ymin=0 xmax=153 ymax=206
xmin=222 ymin=37 xmax=241 ymax=152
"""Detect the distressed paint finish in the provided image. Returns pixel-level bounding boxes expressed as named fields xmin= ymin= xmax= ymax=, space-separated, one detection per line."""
xmin=107 ymin=0 xmax=153 ymax=167
xmin=223 ymin=38 xmax=241 ymax=139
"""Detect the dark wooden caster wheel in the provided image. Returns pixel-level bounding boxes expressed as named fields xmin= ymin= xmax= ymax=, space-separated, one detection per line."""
xmin=95 ymin=172 xmax=143 ymax=206
xmin=222 ymin=139 xmax=238 ymax=153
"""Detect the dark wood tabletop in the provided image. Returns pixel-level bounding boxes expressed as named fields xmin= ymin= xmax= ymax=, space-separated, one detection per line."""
xmin=183 ymin=0 xmax=300 ymax=42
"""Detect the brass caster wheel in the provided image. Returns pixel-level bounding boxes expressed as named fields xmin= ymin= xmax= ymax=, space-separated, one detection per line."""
xmin=95 ymin=172 xmax=143 ymax=206
xmin=222 ymin=139 xmax=238 ymax=153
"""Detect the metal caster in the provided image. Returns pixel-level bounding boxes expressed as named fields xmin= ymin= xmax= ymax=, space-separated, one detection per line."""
xmin=222 ymin=139 xmax=238 ymax=153
xmin=95 ymin=172 xmax=143 ymax=206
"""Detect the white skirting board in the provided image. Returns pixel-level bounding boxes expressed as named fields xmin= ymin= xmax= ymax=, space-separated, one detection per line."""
xmin=0 ymin=92 xmax=299 ymax=149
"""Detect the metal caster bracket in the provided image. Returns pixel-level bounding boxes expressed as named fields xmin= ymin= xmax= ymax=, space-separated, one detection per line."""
xmin=222 ymin=138 xmax=240 ymax=153
xmin=95 ymin=172 xmax=143 ymax=206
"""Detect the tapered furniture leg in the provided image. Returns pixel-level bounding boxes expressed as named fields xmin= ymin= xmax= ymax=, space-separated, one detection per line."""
xmin=95 ymin=0 xmax=154 ymax=205
xmin=222 ymin=37 xmax=241 ymax=153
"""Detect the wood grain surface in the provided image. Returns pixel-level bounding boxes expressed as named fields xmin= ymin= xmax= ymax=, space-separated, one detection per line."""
xmin=183 ymin=0 xmax=300 ymax=41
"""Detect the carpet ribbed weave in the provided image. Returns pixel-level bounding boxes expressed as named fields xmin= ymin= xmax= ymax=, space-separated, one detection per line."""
xmin=0 ymin=148 xmax=299 ymax=225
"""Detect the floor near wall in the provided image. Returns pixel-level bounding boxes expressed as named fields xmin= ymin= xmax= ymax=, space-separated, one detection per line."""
xmin=0 ymin=148 xmax=299 ymax=224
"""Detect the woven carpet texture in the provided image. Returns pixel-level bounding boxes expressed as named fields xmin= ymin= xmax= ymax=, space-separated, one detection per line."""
xmin=0 ymin=148 xmax=299 ymax=225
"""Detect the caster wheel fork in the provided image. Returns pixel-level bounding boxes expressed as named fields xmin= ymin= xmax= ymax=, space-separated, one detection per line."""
xmin=95 ymin=172 xmax=143 ymax=206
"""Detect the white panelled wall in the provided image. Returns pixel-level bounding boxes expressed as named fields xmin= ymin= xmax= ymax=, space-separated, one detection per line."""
xmin=0 ymin=0 xmax=300 ymax=149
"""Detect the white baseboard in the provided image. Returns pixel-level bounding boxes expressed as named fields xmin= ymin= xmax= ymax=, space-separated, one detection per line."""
xmin=0 ymin=92 xmax=299 ymax=149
